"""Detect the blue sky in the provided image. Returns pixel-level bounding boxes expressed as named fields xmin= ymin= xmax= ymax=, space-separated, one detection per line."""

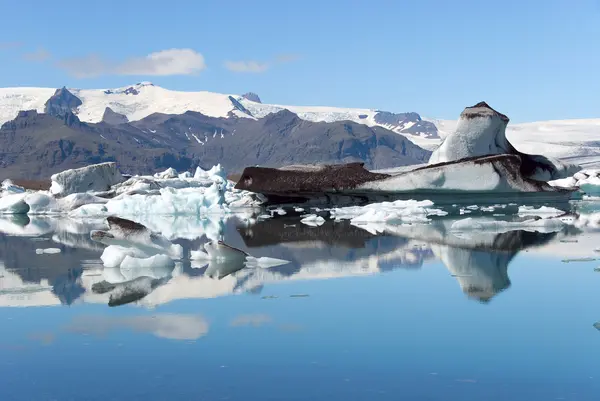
xmin=0 ymin=0 xmax=598 ymax=122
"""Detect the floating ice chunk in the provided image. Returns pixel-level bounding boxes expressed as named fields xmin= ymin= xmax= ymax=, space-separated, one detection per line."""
xmin=26 ymin=192 xmax=108 ymax=215
xmin=518 ymin=206 xmax=566 ymax=218
xmin=75 ymin=183 xmax=229 ymax=217
xmin=294 ymin=207 xmax=305 ymax=212
xmin=330 ymin=199 xmax=446 ymax=225
xmin=272 ymin=208 xmax=287 ymax=216
xmin=549 ymin=169 xmax=600 ymax=196
xmin=0 ymin=194 xmax=29 ymax=214
xmin=50 ymin=162 xmax=123 ymax=196
xmin=178 ymin=171 xmax=192 ymax=179
xmin=1 ymin=179 xmax=25 ymax=194
xmin=154 ymin=167 xmax=178 ymax=179
xmin=300 ymin=214 xmax=326 ymax=227
xmin=35 ymin=248 xmax=61 ymax=254
xmin=194 ymin=164 xmax=227 ymax=182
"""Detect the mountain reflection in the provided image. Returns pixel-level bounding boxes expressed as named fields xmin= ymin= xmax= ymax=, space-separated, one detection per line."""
xmin=0 ymin=213 xmax=580 ymax=307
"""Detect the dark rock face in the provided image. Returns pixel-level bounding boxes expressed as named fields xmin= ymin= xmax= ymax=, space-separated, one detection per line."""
xmin=102 ymin=107 xmax=129 ymax=125
xmin=241 ymin=92 xmax=261 ymax=103
xmin=374 ymin=111 xmax=439 ymax=139
xmin=44 ymin=87 xmax=82 ymax=118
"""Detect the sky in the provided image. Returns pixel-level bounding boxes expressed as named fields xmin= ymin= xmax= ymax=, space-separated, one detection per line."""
xmin=0 ymin=0 xmax=598 ymax=122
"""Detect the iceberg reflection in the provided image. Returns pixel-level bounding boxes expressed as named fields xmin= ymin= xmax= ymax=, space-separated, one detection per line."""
xmin=0 ymin=210 xmax=597 ymax=307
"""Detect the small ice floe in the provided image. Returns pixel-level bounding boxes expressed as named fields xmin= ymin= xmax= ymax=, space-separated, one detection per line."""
xmin=517 ymin=205 xmax=566 ymax=218
xmin=191 ymin=241 xmax=289 ymax=271
xmin=271 ymin=207 xmax=287 ymax=216
xmin=330 ymin=199 xmax=446 ymax=226
xmin=35 ymin=248 xmax=61 ymax=254
xmin=300 ymin=214 xmax=326 ymax=227
xmin=550 ymin=169 xmax=600 ymax=196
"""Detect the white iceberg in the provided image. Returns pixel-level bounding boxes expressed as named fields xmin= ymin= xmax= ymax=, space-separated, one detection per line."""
xmin=1 ymin=179 xmax=25 ymax=194
xmin=50 ymin=162 xmax=124 ymax=196
xmin=331 ymin=199 xmax=446 ymax=226
xmin=549 ymin=169 xmax=600 ymax=196
xmin=35 ymin=248 xmax=61 ymax=254
xmin=153 ymin=167 xmax=178 ymax=179
xmin=26 ymin=192 xmax=108 ymax=215
xmin=429 ymin=102 xmax=579 ymax=181
xmin=0 ymin=194 xmax=29 ymax=214
xmin=300 ymin=214 xmax=326 ymax=227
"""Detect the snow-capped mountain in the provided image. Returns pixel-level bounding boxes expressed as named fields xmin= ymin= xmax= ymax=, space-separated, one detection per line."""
xmin=0 ymin=82 xmax=439 ymax=140
xmin=0 ymin=82 xmax=599 ymax=180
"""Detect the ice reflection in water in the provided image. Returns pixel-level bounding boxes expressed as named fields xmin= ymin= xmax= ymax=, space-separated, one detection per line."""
xmin=2 ymin=203 xmax=600 ymax=401
xmin=0 ymin=201 xmax=598 ymax=308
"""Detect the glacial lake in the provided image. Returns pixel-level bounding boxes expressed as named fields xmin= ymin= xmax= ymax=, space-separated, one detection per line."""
xmin=1 ymin=201 xmax=600 ymax=401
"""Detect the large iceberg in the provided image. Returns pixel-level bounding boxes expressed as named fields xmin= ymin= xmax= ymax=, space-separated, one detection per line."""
xmin=429 ymin=102 xmax=580 ymax=181
xmin=234 ymin=102 xmax=579 ymax=205
xmin=50 ymin=162 xmax=124 ymax=196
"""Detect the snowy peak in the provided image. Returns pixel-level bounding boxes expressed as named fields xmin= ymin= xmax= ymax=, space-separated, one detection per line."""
xmin=0 ymin=83 xmax=437 ymax=140
xmin=44 ymin=87 xmax=82 ymax=118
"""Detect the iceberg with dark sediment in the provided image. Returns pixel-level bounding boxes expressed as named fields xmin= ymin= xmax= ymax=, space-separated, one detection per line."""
xmin=234 ymin=102 xmax=579 ymax=204
xmin=429 ymin=102 xmax=580 ymax=181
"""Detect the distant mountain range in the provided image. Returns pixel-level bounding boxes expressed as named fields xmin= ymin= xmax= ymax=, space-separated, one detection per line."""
xmin=0 ymin=82 xmax=599 ymax=179
xmin=0 ymin=83 xmax=433 ymax=179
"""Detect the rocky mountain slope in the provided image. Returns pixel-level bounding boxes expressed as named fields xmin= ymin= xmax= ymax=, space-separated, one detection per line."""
xmin=0 ymin=88 xmax=430 ymax=180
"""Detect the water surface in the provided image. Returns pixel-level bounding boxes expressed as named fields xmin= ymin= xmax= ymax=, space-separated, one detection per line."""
xmin=1 ymin=203 xmax=600 ymax=401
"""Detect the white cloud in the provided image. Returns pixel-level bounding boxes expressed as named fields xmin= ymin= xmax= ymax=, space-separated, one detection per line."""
xmin=22 ymin=48 xmax=51 ymax=62
xmin=224 ymin=60 xmax=270 ymax=73
xmin=65 ymin=314 xmax=209 ymax=340
xmin=58 ymin=48 xmax=206 ymax=78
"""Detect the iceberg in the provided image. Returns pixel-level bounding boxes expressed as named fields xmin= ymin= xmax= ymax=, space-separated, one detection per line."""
xmin=1 ymin=179 xmax=25 ymax=194
xmin=50 ymin=162 xmax=124 ymax=196
xmin=429 ymin=102 xmax=580 ymax=181
xmin=330 ymin=199 xmax=446 ymax=226
xmin=153 ymin=167 xmax=178 ymax=179
xmin=549 ymin=169 xmax=600 ymax=196
xmin=234 ymin=102 xmax=577 ymax=205
xmin=0 ymin=194 xmax=30 ymax=214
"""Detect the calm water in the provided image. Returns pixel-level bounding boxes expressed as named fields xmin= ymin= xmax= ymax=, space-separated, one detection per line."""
xmin=1 ymin=205 xmax=600 ymax=401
